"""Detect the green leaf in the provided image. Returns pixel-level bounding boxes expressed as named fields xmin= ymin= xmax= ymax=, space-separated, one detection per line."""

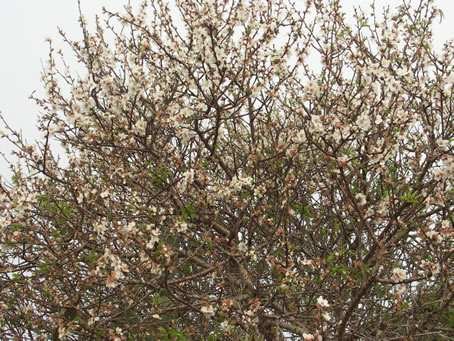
xmin=399 ymin=190 xmax=422 ymax=205
xmin=327 ymin=255 xmax=335 ymax=263
xmin=181 ymin=202 xmax=197 ymax=220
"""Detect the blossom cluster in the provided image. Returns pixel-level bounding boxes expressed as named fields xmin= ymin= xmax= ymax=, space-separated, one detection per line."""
xmin=0 ymin=0 xmax=452 ymax=340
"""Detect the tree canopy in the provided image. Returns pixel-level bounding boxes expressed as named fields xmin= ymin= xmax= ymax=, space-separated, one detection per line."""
xmin=0 ymin=0 xmax=453 ymax=339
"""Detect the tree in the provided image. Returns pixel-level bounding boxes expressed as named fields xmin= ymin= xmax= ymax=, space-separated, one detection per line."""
xmin=0 ymin=0 xmax=453 ymax=339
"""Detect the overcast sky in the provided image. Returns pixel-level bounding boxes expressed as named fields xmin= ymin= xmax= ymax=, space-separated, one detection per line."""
xmin=0 ymin=0 xmax=453 ymax=178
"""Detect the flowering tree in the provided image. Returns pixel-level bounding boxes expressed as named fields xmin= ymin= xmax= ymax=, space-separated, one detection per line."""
xmin=0 ymin=0 xmax=453 ymax=339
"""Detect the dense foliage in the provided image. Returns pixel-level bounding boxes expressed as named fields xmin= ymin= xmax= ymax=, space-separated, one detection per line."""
xmin=0 ymin=0 xmax=453 ymax=339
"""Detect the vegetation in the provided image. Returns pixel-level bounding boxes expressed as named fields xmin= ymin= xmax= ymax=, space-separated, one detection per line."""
xmin=0 ymin=0 xmax=453 ymax=339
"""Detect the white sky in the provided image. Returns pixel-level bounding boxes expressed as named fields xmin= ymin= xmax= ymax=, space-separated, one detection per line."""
xmin=0 ymin=0 xmax=453 ymax=178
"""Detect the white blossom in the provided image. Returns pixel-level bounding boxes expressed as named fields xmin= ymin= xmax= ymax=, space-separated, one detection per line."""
xmin=392 ymin=268 xmax=406 ymax=281
xmin=238 ymin=242 xmax=247 ymax=253
xmin=356 ymin=113 xmax=371 ymax=131
xmin=200 ymin=304 xmax=215 ymax=318
xmin=317 ymin=296 xmax=329 ymax=308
